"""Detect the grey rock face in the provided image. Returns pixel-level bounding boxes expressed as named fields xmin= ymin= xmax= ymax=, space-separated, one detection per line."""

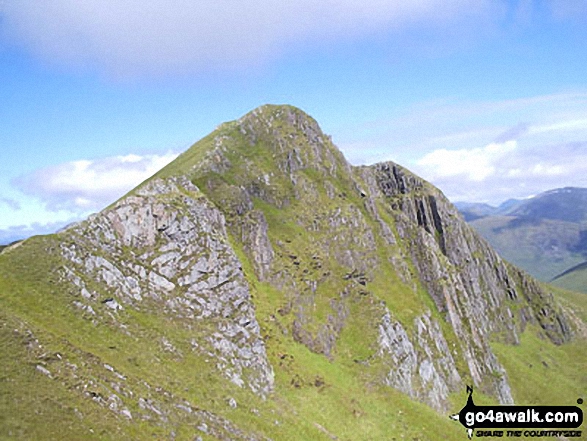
xmin=238 ymin=209 xmax=275 ymax=282
xmin=378 ymin=309 xmax=461 ymax=412
xmin=364 ymin=162 xmax=570 ymax=403
xmin=61 ymin=176 xmax=274 ymax=397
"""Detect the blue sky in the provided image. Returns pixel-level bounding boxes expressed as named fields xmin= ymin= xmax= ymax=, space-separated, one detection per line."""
xmin=1 ymin=0 xmax=587 ymax=243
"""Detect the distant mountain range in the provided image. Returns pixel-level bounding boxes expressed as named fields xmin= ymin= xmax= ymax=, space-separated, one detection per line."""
xmin=455 ymin=198 xmax=524 ymax=221
xmin=456 ymin=187 xmax=587 ymax=292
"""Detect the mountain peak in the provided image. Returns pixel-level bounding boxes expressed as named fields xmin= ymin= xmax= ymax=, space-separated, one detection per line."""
xmin=235 ymin=103 xmax=330 ymax=153
xmin=150 ymin=103 xmax=350 ymax=206
xmin=238 ymin=104 xmax=317 ymax=126
xmin=508 ymin=186 xmax=587 ymax=222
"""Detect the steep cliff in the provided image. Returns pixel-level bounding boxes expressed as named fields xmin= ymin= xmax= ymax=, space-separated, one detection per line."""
xmin=0 ymin=105 xmax=582 ymax=440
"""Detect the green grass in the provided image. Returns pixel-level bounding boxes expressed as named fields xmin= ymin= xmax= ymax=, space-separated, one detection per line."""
xmin=492 ymin=328 xmax=586 ymax=406
xmin=0 ymin=237 xmax=263 ymax=440
xmin=249 ymin=274 xmax=467 ymax=440
xmin=552 ymin=263 xmax=587 ymax=294
xmin=549 ymin=284 xmax=587 ymax=327
xmin=0 ymin=311 xmax=131 ymax=440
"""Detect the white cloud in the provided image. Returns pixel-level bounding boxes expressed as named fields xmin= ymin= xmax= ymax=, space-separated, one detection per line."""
xmin=415 ymin=140 xmax=517 ymax=182
xmin=0 ymin=0 xmax=497 ymax=77
xmin=335 ymin=92 xmax=587 ymax=170
xmin=531 ymin=163 xmax=565 ymax=176
xmin=529 ymin=118 xmax=587 ymax=134
xmin=13 ymin=152 xmax=178 ymax=212
xmin=333 ymin=91 xmax=587 ymax=205
xmin=411 ymin=140 xmax=587 ymax=204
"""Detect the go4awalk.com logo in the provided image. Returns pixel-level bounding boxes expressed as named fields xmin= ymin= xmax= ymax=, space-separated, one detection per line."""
xmin=450 ymin=386 xmax=583 ymax=439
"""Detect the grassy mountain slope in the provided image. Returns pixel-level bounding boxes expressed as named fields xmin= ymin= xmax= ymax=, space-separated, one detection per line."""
xmin=551 ymin=261 xmax=587 ymax=294
xmin=1 ymin=237 xmax=464 ymax=440
xmin=1 ymin=105 xmax=585 ymax=440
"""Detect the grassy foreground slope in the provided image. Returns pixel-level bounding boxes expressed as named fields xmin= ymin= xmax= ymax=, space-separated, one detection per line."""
xmin=493 ymin=284 xmax=587 ymax=407
xmin=0 ymin=237 xmax=464 ymax=440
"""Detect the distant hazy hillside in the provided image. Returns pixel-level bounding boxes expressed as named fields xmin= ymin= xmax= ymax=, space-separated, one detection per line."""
xmin=455 ymin=198 xmax=524 ymax=222
xmin=508 ymin=187 xmax=587 ymax=223
xmin=453 ymin=202 xmax=499 ymax=221
xmin=456 ymin=187 xmax=587 ymax=291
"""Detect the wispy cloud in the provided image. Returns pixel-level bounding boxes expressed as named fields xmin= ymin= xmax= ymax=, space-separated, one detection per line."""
xmin=548 ymin=0 xmax=587 ymax=20
xmin=13 ymin=152 xmax=178 ymax=212
xmin=0 ymin=197 xmax=21 ymax=211
xmin=336 ymin=91 xmax=587 ymax=165
xmin=0 ymin=0 xmax=498 ymax=78
xmin=494 ymin=123 xmax=529 ymax=143
xmin=529 ymin=118 xmax=587 ymax=135
xmin=411 ymin=140 xmax=587 ymax=204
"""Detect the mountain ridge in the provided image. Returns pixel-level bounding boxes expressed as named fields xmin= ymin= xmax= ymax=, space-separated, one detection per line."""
xmin=0 ymin=104 xmax=583 ymax=440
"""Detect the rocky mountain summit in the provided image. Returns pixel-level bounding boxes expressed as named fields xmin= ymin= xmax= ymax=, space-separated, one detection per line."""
xmin=0 ymin=105 xmax=583 ymax=440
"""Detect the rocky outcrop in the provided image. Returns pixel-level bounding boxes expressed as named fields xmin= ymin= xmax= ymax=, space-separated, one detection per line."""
xmin=362 ymin=162 xmax=570 ymax=403
xmin=378 ymin=309 xmax=462 ymax=412
xmin=61 ymin=176 xmax=274 ymax=397
xmin=237 ymin=209 xmax=275 ymax=282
